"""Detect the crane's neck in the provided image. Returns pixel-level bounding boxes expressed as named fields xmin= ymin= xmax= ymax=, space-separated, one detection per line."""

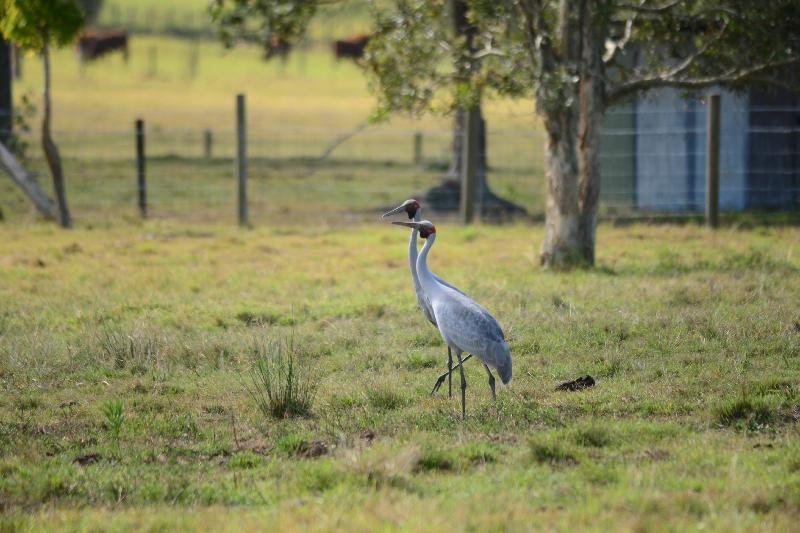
xmin=416 ymin=232 xmax=440 ymax=296
xmin=408 ymin=211 xmax=422 ymax=289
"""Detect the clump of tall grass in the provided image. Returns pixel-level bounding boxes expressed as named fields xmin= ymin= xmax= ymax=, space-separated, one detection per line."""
xmin=247 ymin=338 xmax=317 ymax=419
xmin=102 ymin=399 xmax=124 ymax=439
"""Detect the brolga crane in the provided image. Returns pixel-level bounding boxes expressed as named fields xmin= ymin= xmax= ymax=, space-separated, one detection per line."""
xmin=391 ymin=219 xmax=512 ymax=417
xmin=381 ymin=199 xmax=466 ymax=397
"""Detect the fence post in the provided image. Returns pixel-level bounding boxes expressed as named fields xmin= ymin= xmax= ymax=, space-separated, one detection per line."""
xmin=413 ymin=132 xmax=423 ymax=166
xmin=236 ymin=94 xmax=249 ymax=226
xmin=460 ymin=107 xmax=479 ymax=224
xmin=706 ymin=94 xmax=720 ymax=229
xmin=135 ymin=118 xmax=146 ymax=218
xmin=204 ymin=129 xmax=212 ymax=159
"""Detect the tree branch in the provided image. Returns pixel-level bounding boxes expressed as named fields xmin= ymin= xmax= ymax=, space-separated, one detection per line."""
xmin=608 ymin=57 xmax=800 ymax=102
xmin=657 ymin=21 xmax=728 ymax=80
xmin=616 ymin=0 xmax=684 ymax=14
xmin=603 ymin=14 xmax=635 ymax=65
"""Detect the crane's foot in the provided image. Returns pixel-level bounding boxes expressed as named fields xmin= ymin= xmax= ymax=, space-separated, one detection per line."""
xmin=457 ymin=352 xmax=467 ymax=420
xmin=429 ymin=353 xmax=473 ymax=397
xmin=430 ymin=373 xmax=448 ymax=396
xmin=484 ymin=364 xmax=497 ymax=402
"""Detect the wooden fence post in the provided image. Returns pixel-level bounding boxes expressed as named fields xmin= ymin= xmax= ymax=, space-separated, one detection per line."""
xmin=135 ymin=118 xmax=146 ymax=218
xmin=706 ymin=94 xmax=720 ymax=229
xmin=413 ymin=132 xmax=423 ymax=166
xmin=204 ymin=129 xmax=212 ymax=159
xmin=236 ymin=94 xmax=249 ymax=226
xmin=459 ymin=107 xmax=479 ymax=224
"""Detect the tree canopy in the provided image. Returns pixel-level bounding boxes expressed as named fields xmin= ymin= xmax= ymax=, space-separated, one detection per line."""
xmin=0 ymin=0 xmax=84 ymax=52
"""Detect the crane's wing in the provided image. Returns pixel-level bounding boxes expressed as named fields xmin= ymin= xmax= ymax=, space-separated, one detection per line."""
xmin=432 ymin=273 xmax=466 ymax=296
xmin=431 ymin=288 xmax=509 ymax=365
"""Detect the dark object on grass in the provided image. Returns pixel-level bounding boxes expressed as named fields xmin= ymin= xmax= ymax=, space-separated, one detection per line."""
xmin=73 ymin=453 xmax=101 ymax=466
xmin=555 ymin=375 xmax=595 ymax=392
xmin=301 ymin=440 xmax=328 ymax=458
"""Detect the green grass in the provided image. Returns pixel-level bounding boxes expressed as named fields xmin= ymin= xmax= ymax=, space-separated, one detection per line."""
xmin=0 ymin=220 xmax=799 ymax=530
xmin=2 ymin=5 xmax=799 ymax=530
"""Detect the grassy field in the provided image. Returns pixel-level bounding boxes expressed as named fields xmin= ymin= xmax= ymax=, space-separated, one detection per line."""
xmin=1 ymin=219 xmax=799 ymax=530
xmin=2 ymin=6 xmax=799 ymax=530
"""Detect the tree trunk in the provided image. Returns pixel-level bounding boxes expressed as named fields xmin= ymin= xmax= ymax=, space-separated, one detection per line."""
xmin=540 ymin=111 xmax=582 ymax=267
xmin=539 ymin=0 xmax=604 ymax=268
xmin=0 ymin=141 xmax=58 ymax=219
xmin=41 ymin=45 xmax=71 ymax=228
xmin=0 ymin=36 xmax=12 ymax=145
xmin=576 ymin=0 xmax=603 ymax=266
xmin=447 ymin=105 xmax=487 ymax=186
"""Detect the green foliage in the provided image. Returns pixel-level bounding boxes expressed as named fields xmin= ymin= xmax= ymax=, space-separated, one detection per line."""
xmin=209 ymin=0 xmax=318 ymax=48
xmin=102 ymin=399 xmax=124 ymax=438
xmin=0 ymin=0 xmax=85 ymax=51
xmin=247 ymin=338 xmax=317 ymax=419
xmin=6 ymin=92 xmax=36 ymax=159
xmin=209 ymin=0 xmax=800 ymax=116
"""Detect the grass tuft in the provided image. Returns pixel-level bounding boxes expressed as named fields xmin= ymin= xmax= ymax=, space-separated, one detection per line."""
xmin=247 ymin=338 xmax=317 ymax=419
xmin=414 ymin=449 xmax=454 ymax=472
xmin=530 ymin=439 xmax=578 ymax=466
xmin=573 ymin=426 xmax=613 ymax=448
xmin=367 ymin=386 xmax=408 ymax=411
xmin=715 ymin=396 xmax=778 ymax=429
xmin=229 ymin=453 xmax=262 ymax=469
xmin=461 ymin=442 xmax=498 ymax=465
xmin=276 ymin=433 xmax=310 ymax=456
xmin=102 ymin=400 xmax=124 ymax=439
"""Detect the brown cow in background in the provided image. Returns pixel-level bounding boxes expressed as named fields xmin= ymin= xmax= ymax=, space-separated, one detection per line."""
xmin=78 ymin=28 xmax=129 ymax=63
xmin=333 ymin=34 xmax=369 ymax=61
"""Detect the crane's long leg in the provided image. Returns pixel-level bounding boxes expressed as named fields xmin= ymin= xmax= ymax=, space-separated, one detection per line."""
xmin=447 ymin=346 xmax=452 ymax=398
xmin=484 ymin=363 xmax=496 ymax=402
xmin=430 ymin=353 xmax=473 ymax=396
xmin=456 ymin=350 xmax=467 ymax=419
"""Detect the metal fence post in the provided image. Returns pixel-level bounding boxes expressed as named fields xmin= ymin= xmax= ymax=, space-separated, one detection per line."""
xmin=460 ymin=107 xmax=479 ymax=224
xmin=135 ymin=118 xmax=146 ymax=218
xmin=204 ymin=128 xmax=212 ymax=159
xmin=413 ymin=132 xmax=423 ymax=166
xmin=706 ymin=94 xmax=720 ymax=229
xmin=236 ymin=94 xmax=249 ymax=226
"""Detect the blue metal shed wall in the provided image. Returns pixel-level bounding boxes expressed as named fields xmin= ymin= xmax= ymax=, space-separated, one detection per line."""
xmin=634 ymin=88 xmax=748 ymax=211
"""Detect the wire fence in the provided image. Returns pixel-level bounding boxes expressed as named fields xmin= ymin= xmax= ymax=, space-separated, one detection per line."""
xmin=3 ymin=100 xmax=799 ymax=225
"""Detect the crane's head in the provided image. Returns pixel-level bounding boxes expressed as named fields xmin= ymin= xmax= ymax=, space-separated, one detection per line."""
xmin=391 ymin=220 xmax=436 ymax=239
xmin=381 ymin=199 xmax=420 ymax=220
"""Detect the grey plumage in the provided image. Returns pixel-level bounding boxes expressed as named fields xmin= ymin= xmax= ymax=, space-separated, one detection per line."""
xmin=383 ymin=199 xmax=466 ymax=398
xmin=392 ymin=218 xmax=513 ymax=417
xmin=428 ymin=277 xmax=512 ymax=385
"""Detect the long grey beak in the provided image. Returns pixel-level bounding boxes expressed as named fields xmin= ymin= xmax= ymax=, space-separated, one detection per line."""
xmin=391 ymin=221 xmax=421 ymax=229
xmin=381 ymin=205 xmax=407 ymax=219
